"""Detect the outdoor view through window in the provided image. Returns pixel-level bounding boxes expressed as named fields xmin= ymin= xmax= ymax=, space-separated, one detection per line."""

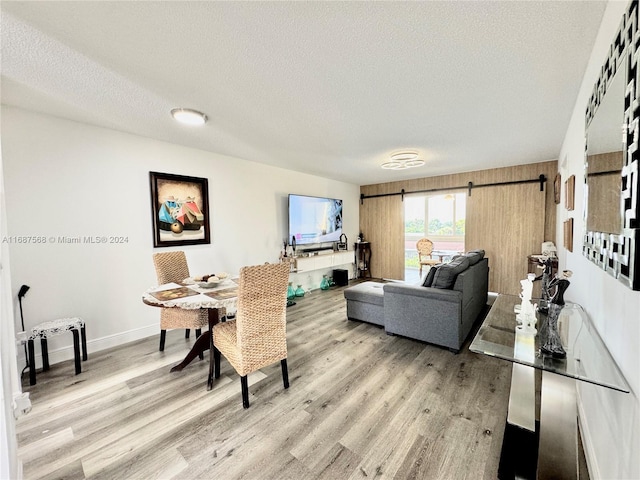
xmin=404 ymin=193 xmax=466 ymax=282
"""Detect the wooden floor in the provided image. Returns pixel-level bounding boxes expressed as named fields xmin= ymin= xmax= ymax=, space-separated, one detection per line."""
xmin=18 ymin=281 xmax=513 ymax=480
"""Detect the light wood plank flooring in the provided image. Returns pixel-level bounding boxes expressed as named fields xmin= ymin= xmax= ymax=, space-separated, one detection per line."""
xmin=18 ymin=281 xmax=512 ymax=479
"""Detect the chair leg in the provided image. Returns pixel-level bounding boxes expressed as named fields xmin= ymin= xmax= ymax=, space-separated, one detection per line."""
xmin=241 ymin=376 xmax=250 ymax=409
xmin=214 ymin=347 xmax=221 ymax=379
xmin=185 ymin=329 xmax=190 ymax=339
xmin=81 ymin=326 xmax=88 ymax=361
xmin=207 ymin=333 xmax=217 ymax=390
xmin=159 ymin=330 xmax=166 ymax=351
xmin=281 ymin=359 xmax=289 ymax=389
xmin=28 ymin=339 xmax=36 ymax=386
xmin=71 ymin=329 xmax=82 ymax=375
xmin=196 ymin=328 xmax=204 ymax=360
xmin=40 ymin=338 xmax=50 ymax=371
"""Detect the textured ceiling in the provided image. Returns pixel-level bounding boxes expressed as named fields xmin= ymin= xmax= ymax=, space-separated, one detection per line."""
xmin=1 ymin=1 xmax=606 ymax=185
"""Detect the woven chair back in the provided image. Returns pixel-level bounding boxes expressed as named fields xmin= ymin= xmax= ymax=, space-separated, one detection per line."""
xmin=153 ymin=251 xmax=190 ymax=285
xmin=416 ymin=238 xmax=435 ymax=257
xmin=236 ymin=262 xmax=290 ymax=365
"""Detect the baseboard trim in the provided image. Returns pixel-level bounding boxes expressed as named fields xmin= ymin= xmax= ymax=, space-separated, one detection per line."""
xmin=19 ymin=324 xmax=159 ymax=367
xmin=577 ymin=388 xmax=600 ymax=480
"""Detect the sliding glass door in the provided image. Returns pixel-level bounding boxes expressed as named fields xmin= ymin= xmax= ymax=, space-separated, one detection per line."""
xmin=404 ymin=193 xmax=466 ymax=282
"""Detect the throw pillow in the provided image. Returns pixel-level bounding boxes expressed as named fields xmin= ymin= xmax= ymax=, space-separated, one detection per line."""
xmin=422 ymin=264 xmax=441 ymax=287
xmin=464 ymin=251 xmax=483 ymax=265
xmin=431 ymin=256 xmax=470 ymax=289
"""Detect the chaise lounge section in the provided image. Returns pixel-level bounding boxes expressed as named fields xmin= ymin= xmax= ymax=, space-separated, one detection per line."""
xmin=344 ymin=281 xmax=386 ymax=326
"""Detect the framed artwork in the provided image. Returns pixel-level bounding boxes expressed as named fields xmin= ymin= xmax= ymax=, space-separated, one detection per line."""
xmin=565 ymin=175 xmax=575 ymax=211
xmin=564 ymin=218 xmax=574 ymax=252
xmin=554 ymin=173 xmax=561 ymax=204
xmin=149 ymin=171 xmax=210 ymax=248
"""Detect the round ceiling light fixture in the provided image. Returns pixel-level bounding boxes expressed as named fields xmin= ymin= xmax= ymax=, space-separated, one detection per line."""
xmin=170 ymin=108 xmax=208 ymax=126
xmin=381 ymin=151 xmax=425 ymax=170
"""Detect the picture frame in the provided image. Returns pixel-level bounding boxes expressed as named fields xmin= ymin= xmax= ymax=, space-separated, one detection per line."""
xmin=149 ymin=171 xmax=210 ymax=248
xmin=554 ymin=172 xmax=561 ymax=204
xmin=565 ymin=175 xmax=575 ymax=211
xmin=564 ymin=218 xmax=574 ymax=252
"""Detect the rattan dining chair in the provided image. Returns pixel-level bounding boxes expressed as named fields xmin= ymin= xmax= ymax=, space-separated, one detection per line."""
xmin=212 ymin=262 xmax=290 ymax=408
xmin=416 ymin=238 xmax=440 ymax=277
xmin=152 ymin=251 xmax=208 ymax=352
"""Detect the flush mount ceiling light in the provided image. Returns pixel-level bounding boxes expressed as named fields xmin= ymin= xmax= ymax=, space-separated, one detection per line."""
xmin=381 ymin=151 xmax=425 ymax=170
xmin=170 ymin=108 xmax=208 ymax=126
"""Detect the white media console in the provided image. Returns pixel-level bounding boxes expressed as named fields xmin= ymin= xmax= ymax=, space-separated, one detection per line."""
xmin=288 ymin=250 xmax=354 ymax=291
xmin=293 ymin=250 xmax=353 ymax=272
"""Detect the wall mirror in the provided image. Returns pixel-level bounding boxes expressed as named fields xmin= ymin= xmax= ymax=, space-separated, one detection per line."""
xmin=585 ymin=63 xmax=624 ymax=234
xmin=583 ymin=0 xmax=640 ymax=290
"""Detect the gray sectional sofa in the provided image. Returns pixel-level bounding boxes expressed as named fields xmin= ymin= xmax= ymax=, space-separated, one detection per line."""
xmin=343 ymin=250 xmax=489 ymax=352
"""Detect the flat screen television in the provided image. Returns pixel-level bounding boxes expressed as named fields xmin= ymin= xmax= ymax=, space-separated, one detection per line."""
xmin=288 ymin=194 xmax=343 ymax=246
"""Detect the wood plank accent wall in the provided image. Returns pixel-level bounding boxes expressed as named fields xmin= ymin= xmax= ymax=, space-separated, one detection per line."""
xmin=359 ymin=195 xmax=405 ymax=280
xmin=359 ymin=161 xmax=557 ymax=295
xmin=466 ymin=181 xmax=545 ymax=295
xmin=586 ymin=151 xmax=623 ymax=233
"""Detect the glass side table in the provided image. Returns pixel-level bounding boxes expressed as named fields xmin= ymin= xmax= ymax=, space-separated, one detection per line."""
xmin=469 ymin=294 xmax=629 ymax=480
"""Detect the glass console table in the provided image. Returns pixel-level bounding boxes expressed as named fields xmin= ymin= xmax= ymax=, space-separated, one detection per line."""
xmin=470 ymin=294 xmax=629 ymax=480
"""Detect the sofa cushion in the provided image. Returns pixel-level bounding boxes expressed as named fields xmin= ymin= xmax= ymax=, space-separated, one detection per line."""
xmin=422 ymin=264 xmax=441 ymax=287
xmin=463 ymin=250 xmax=484 ymax=266
xmin=344 ymin=281 xmax=385 ymax=306
xmin=431 ymin=256 xmax=470 ymax=289
xmin=467 ymin=249 xmax=485 ymax=259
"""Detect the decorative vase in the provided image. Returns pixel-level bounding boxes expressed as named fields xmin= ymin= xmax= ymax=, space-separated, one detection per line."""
xmin=320 ymin=275 xmax=330 ymax=290
xmin=287 ymin=282 xmax=296 ymax=301
xmin=538 ymin=256 xmax=555 ymax=314
xmin=295 ymin=285 xmax=305 ymax=297
xmin=539 ymin=276 xmax=570 ymax=358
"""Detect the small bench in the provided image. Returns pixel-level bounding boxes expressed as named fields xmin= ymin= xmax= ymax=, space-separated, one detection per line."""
xmin=343 ymin=281 xmax=386 ymax=326
xmin=28 ymin=317 xmax=87 ymax=386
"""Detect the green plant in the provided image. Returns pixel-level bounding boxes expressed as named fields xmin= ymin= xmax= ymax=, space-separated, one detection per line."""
xmin=405 ymin=218 xmax=425 ymax=233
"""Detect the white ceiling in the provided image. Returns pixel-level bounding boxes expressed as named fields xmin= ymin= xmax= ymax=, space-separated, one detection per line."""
xmin=1 ymin=1 xmax=606 ymax=186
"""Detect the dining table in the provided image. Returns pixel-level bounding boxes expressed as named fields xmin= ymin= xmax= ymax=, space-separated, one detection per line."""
xmin=142 ymin=279 xmax=238 ymax=381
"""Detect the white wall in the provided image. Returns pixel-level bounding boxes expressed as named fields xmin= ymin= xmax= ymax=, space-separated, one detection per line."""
xmin=0 ymin=129 xmax=22 ymax=480
xmin=557 ymin=1 xmax=640 ymax=478
xmin=1 ymin=106 xmax=360 ymax=365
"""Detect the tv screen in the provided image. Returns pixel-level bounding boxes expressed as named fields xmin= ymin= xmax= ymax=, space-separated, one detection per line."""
xmin=288 ymin=194 xmax=343 ymax=246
